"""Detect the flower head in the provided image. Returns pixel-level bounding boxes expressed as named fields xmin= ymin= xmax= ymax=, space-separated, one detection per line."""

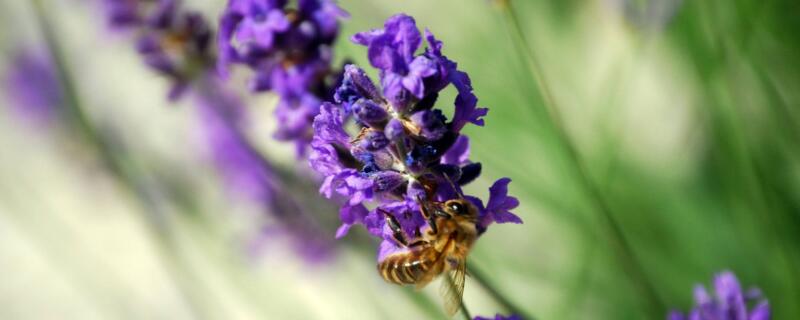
xmin=669 ymin=271 xmax=770 ymax=320
xmin=194 ymin=77 xmax=334 ymax=262
xmin=96 ymin=1 xmax=334 ymax=262
xmin=99 ymin=0 xmax=213 ymax=100
xmin=218 ymin=0 xmax=346 ymax=154
xmin=136 ymin=6 xmax=213 ymax=100
xmin=309 ymin=14 xmax=520 ymax=261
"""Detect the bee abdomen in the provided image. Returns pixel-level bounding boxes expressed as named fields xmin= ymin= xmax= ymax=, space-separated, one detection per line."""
xmin=378 ymin=252 xmax=435 ymax=285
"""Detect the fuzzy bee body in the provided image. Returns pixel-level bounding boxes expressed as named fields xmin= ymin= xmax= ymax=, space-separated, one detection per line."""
xmin=379 ymin=247 xmax=442 ymax=285
xmin=376 ymin=198 xmax=479 ymax=316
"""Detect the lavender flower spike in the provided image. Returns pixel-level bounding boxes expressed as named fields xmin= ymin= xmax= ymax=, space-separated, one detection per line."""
xmin=309 ymin=14 xmax=520 ymax=261
xmin=96 ymin=1 xmax=335 ymax=261
xmin=218 ymin=0 xmax=347 ymax=155
xmin=669 ymin=271 xmax=771 ymax=320
xmin=195 ymin=77 xmax=333 ymax=262
xmin=99 ymin=0 xmax=213 ymax=100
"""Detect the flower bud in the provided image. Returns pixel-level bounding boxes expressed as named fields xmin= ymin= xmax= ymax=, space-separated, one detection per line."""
xmin=354 ymin=99 xmax=388 ymax=127
xmin=384 ymin=118 xmax=405 ymax=141
xmin=359 ymin=130 xmax=390 ymax=151
xmin=409 ymin=109 xmax=446 ymax=141
xmin=372 ymin=171 xmax=405 ymax=192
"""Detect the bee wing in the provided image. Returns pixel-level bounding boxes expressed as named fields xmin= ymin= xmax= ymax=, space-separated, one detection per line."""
xmin=439 ymin=258 xmax=466 ymax=316
xmin=413 ymin=258 xmax=442 ymax=290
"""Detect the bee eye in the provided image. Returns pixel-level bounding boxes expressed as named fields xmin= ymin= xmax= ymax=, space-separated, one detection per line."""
xmin=448 ymin=202 xmax=466 ymax=215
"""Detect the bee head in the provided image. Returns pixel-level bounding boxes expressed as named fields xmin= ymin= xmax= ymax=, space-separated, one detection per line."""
xmin=443 ymin=199 xmax=478 ymax=220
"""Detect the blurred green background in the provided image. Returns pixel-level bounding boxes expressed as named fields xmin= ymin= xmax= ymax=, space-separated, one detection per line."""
xmin=1 ymin=0 xmax=799 ymax=319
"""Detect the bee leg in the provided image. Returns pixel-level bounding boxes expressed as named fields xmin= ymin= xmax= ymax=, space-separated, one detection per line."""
xmin=426 ymin=216 xmax=439 ymax=236
xmin=408 ymin=240 xmax=428 ymax=248
xmin=416 ymin=195 xmax=439 ymax=235
xmin=380 ymin=209 xmax=409 ymax=247
xmin=433 ymin=209 xmax=452 ymax=219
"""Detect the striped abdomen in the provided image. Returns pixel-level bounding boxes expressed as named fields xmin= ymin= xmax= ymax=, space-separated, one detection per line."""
xmin=378 ymin=248 xmax=442 ymax=285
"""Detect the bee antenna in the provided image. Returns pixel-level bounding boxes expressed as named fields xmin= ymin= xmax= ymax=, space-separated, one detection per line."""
xmin=443 ymin=173 xmax=464 ymax=200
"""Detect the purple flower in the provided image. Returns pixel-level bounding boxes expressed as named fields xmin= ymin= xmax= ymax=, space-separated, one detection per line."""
xmin=137 ymin=11 xmax=213 ymax=100
xmin=470 ymin=178 xmax=523 ymax=234
xmin=99 ymin=0 xmax=213 ymax=100
xmin=3 ymin=48 xmax=63 ymax=125
xmin=352 ymin=15 xmax=487 ymax=119
xmin=474 ymin=314 xmax=522 ymax=320
xmin=218 ymin=0 xmax=346 ymax=154
xmin=669 ymin=271 xmax=770 ymax=320
xmin=99 ymin=0 xmax=144 ymax=29
xmin=95 ymin=1 xmax=336 ymax=262
xmin=194 ymin=77 xmax=334 ymax=262
xmin=352 ymin=14 xmax=430 ymax=109
xmin=195 ymin=80 xmax=275 ymax=204
xmin=309 ymin=14 xmax=520 ymax=261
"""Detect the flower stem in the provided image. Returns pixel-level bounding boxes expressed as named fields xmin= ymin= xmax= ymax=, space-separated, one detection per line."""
xmin=468 ymin=264 xmax=535 ymax=320
xmin=459 ymin=301 xmax=472 ymax=320
xmin=30 ymin=2 xmax=214 ymax=318
xmin=492 ymin=0 xmax=665 ymax=315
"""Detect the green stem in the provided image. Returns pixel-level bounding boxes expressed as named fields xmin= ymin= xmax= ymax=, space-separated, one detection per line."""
xmin=493 ymin=0 xmax=665 ymax=315
xmin=468 ymin=265 xmax=535 ymax=319
xmin=459 ymin=300 xmax=472 ymax=320
xmin=30 ymin=2 xmax=213 ymax=318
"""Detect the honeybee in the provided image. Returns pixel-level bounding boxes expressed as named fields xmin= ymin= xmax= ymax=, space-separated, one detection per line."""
xmin=377 ymin=193 xmax=479 ymax=316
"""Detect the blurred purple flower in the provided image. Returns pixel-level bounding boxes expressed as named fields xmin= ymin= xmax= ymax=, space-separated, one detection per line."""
xmin=669 ymin=271 xmax=770 ymax=320
xmin=99 ymin=0 xmax=143 ymax=29
xmin=99 ymin=0 xmax=213 ymax=100
xmin=474 ymin=314 xmax=522 ymax=320
xmin=194 ymin=77 xmax=334 ymax=262
xmin=218 ymin=0 xmax=346 ymax=155
xmin=3 ymin=48 xmax=63 ymax=125
xmin=95 ymin=1 xmax=335 ymax=261
xmin=309 ymin=14 xmax=520 ymax=261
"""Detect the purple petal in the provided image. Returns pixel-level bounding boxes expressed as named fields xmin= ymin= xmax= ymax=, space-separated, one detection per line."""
xmin=383 ymin=14 xmax=421 ymax=62
xmin=381 ymin=72 xmax=410 ymax=110
xmin=353 ymin=99 xmax=388 ymax=127
xmin=714 ymin=271 xmax=747 ymax=320
xmin=401 ymin=75 xmax=425 ymax=99
xmin=472 ymin=314 xmax=522 ymax=320
xmin=335 ymin=224 xmax=352 ymax=239
xmin=402 ymin=56 xmax=438 ymax=98
xmin=377 ymin=239 xmax=405 ymax=262
xmin=338 ymin=64 xmax=382 ymax=103
xmin=372 ymin=171 xmax=405 ymax=192
xmin=336 ymin=204 xmax=368 ymax=238
xmin=312 ymin=102 xmax=350 ymax=144
xmin=451 ymin=84 xmax=488 ymax=131
xmin=408 ymin=55 xmax=437 ymax=78
xmin=693 ymin=285 xmax=712 ymax=305
xmin=479 ymin=178 xmax=522 ymax=229
xmin=351 ymin=28 xmax=383 ymax=46
xmin=442 ymin=135 xmax=470 ymax=165
xmin=367 ymin=36 xmax=403 ymax=71
xmin=748 ymin=301 xmax=770 ymax=320
xmin=424 ymin=28 xmax=443 ymax=56
xmin=667 ymin=311 xmax=686 ymax=320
